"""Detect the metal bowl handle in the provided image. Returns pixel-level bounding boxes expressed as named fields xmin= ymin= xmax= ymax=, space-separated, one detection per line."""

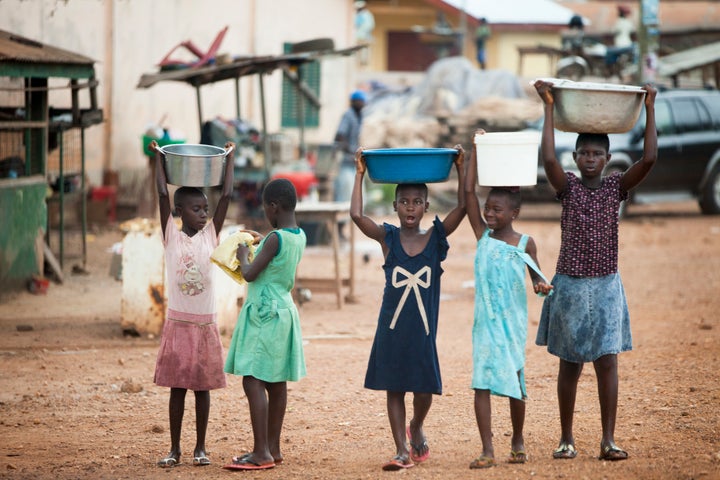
xmin=153 ymin=144 xmax=166 ymax=157
xmin=224 ymin=144 xmax=235 ymax=156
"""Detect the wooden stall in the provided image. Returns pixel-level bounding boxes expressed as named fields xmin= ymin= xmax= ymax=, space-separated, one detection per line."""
xmin=0 ymin=30 xmax=103 ymax=291
xmin=137 ymin=42 xmax=363 ymax=308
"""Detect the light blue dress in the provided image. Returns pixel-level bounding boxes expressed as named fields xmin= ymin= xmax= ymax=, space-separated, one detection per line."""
xmin=472 ymin=229 xmax=548 ymax=400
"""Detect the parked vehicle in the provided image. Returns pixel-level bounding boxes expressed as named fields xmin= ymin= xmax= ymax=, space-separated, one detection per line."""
xmin=527 ymin=88 xmax=720 ymax=215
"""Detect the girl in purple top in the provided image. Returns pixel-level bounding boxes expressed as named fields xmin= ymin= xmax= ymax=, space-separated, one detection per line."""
xmin=533 ymin=80 xmax=657 ymax=462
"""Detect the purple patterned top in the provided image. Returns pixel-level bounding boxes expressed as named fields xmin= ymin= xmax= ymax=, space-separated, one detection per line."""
xmin=556 ymin=172 xmax=628 ymax=277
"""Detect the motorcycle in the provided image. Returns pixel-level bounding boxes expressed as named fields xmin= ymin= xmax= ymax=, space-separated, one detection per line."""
xmin=556 ymin=34 xmax=637 ymax=82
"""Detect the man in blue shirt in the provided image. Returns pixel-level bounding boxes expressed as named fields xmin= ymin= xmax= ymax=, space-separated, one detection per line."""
xmin=334 ymin=90 xmax=366 ymax=239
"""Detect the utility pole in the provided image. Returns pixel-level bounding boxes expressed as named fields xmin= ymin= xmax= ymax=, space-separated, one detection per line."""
xmin=459 ymin=0 xmax=468 ymax=57
xmin=639 ymin=0 xmax=660 ymax=83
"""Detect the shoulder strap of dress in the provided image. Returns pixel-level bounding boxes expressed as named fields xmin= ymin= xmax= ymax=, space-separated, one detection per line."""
xmin=518 ymin=234 xmax=529 ymax=251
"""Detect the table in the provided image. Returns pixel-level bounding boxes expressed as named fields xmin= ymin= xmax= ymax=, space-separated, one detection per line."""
xmin=295 ymin=201 xmax=355 ymax=308
xmin=517 ymin=45 xmax=564 ymax=77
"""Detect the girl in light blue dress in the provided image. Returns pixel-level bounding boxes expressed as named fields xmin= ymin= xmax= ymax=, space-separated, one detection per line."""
xmin=464 ymin=130 xmax=553 ymax=469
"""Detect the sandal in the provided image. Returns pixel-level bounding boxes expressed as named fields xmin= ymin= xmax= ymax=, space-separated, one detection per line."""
xmin=553 ymin=442 xmax=577 ymax=459
xmin=508 ymin=450 xmax=527 ymax=464
xmin=406 ymin=426 xmax=430 ymax=463
xmin=157 ymin=456 xmax=180 ymax=468
xmin=599 ymin=443 xmax=628 ymax=461
xmin=382 ymin=455 xmax=414 ymax=471
xmin=469 ymin=455 xmax=496 ymax=469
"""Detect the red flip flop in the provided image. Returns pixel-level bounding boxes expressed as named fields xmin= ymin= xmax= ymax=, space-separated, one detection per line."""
xmin=406 ymin=426 xmax=430 ymax=463
xmin=382 ymin=455 xmax=414 ymax=471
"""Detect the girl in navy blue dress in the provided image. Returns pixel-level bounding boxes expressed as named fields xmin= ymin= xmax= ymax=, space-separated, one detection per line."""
xmin=350 ymin=146 xmax=466 ymax=471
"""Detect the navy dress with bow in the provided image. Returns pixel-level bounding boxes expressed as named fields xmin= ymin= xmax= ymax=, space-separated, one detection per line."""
xmin=364 ymin=217 xmax=448 ymax=394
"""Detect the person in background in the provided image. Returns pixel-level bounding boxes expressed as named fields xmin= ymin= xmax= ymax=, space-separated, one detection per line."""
xmin=563 ymin=14 xmax=585 ymax=53
xmin=533 ymin=79 xmax=657 ymax=462
xmin=432 ymin=11 xmax=456 ymax=58
xmin=354 ymin=0 xmax=375 ymax=66
xmin=606 ymin=4 xmax=635 ymax=74
xmin=350 ymin=146 xmax=466 ymax=471
xmin=613 ymin=5 xmax=634 ymax=48
xmin=150 ymin=140 xmax=235 ymax=469
xmin=334 ymin=89 xmax=367 ymax=240
xmin=474 ymin=17 xmax=491 ymax=70
xmin=223 ymin=178 xmax=307 ymax=470
xmin=464 ymin=130 xmax=553 ymax=469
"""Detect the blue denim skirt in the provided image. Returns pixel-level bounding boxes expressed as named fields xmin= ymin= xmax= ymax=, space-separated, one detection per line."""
xmin=535 ymin=273 xmax=632 ymax=363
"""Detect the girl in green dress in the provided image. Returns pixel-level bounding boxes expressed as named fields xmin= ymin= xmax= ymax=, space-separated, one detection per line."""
xmin=224 ymin=178 xmax=307 ymax=471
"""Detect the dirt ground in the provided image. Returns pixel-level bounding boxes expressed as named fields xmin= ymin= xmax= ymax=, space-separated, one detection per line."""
xmin=1 ymin=199 xmax=719 ymax=480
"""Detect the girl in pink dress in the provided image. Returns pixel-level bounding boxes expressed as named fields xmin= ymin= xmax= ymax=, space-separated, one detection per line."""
xmin=149 ymin=140 xmax=235 ymax=468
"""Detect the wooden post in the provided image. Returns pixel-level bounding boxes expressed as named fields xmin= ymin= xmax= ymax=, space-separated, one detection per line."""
xmin=195 ymin=84 xmax=203 ymax=139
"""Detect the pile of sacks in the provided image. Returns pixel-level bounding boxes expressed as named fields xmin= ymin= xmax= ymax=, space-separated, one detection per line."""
xmin=360 ymin=57 xmax=542 ymax=148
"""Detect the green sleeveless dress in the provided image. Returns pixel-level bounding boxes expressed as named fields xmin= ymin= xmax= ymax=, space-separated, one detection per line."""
xmin=224 ymin=228 xmax=306 ymax=382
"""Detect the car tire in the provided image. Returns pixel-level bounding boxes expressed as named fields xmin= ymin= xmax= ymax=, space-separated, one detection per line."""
xmin=699 ymin=163 xmax=720 ymax=215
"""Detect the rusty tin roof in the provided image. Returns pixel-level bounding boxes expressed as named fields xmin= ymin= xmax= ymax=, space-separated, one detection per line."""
xmin=0 ymin=30 xmax=95 ymax=65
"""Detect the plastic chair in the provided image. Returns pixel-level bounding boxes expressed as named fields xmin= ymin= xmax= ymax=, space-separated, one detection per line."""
xmin=158 ymin=26 xmax=229 ymax=69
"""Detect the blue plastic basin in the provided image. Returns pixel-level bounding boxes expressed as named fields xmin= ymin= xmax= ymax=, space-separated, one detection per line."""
xmin=363 ymin=148 xmax=457 ymax=184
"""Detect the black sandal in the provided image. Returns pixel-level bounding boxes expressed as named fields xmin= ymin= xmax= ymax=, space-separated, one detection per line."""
xmin=599 ymin=443 xmax=628 ymax=461
xmin=553 ymin=442 xmax=577 ymax=459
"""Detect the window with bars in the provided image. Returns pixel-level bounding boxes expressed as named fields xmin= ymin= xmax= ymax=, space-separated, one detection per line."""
xmin=280 ymin=43 xmax=320 ymax=128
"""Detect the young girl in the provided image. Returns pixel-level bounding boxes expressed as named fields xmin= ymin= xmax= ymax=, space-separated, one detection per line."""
xmin=223 ymin=178 xmax=307 ymax=471
xmin=150 ymin=140 xmax=235 ymax=468
xmin=533 ymin=79 xmax=657 ymax=461
xmin=464 ymin=131 xmax=553 ymax=469
xmin=350 ymin=146 xmax=465 ymax=471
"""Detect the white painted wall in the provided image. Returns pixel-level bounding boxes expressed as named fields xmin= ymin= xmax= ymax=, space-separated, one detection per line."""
xmin=1 ymin=0 xmax=358 ymax=199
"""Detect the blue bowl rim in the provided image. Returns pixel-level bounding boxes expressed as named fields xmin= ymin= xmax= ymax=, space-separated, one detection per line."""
xmin=362 ymin=148 xmax=458 ymax=156
xmin=363 ymin=148 xmax=456 ymax=183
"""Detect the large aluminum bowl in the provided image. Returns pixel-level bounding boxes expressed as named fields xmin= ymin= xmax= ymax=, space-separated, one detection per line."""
xmin=158 ymin=144 xmax=232 ymax=187
xmin=362 ymin=148 xmax=458 ymax=184
xmin=551 ymin=80 xmax=646 ymax=133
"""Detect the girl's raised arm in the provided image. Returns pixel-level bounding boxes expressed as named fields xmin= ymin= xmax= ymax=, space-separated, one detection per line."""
xmin=534 ymin=80 xmax=567 ymax=193
xmin=620 ymin=84 xmax=658 ymax=192
xmin=441 ymin=144 xmax=467 ymax=236
xmin=150 ymin=140 xmax=172 ymax=237
xmin=213 ymin=142 xmax=236 ymax=234
xmin=464 ymin=131 xmax=487 ymax=240
xmin=350 ymin=148 xmax=387 ymax=249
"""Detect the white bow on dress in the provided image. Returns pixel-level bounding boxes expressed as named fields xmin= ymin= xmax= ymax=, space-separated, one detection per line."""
xmin=390 ymin=265 xmax=431 ymax=335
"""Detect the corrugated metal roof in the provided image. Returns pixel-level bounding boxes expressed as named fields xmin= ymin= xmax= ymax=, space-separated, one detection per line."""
xmin=0 ymin=30 xmax=95 ymax=65
xmin=441 ymin=0 xmax=578 ymax=25
xmin=658 ymin=41 xmax=720 ymax=77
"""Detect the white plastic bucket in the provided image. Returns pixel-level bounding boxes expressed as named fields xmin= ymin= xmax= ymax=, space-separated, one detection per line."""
xmin=474 ymin=131 xmax=540 ymax=186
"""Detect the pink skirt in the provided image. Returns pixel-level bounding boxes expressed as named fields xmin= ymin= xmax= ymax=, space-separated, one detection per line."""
xmin=153 ymin=315 xmax=227 ymax=391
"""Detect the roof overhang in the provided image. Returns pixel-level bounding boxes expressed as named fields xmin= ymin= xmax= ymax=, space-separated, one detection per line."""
xmin=137 ymin=45 xmax=364 ymax=89
xmin=0 ymin=30 xmax=97 ymax=79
